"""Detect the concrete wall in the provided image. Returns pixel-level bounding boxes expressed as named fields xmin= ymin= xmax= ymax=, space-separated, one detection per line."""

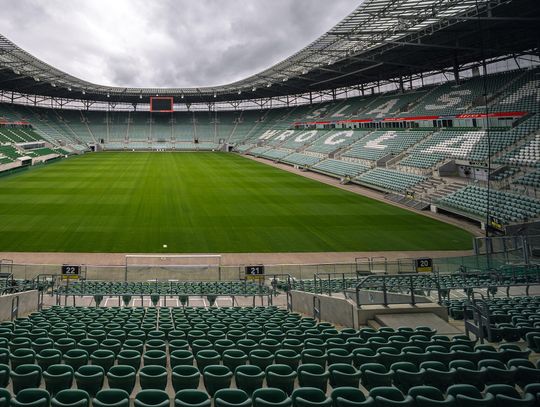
xmin=0 ymin=290 xmax=40 ymax=321
xmin=345 ymin=289 xmax=431 ymax=305
xmin=356 ymin=303 xmax=448 ymax=325
xmin=290 ymin=290 xmax=358 ymax=328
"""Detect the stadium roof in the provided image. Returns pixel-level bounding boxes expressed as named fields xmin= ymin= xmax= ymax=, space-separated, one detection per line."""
xmin=0 ymin=0 xmax=538 ymax=105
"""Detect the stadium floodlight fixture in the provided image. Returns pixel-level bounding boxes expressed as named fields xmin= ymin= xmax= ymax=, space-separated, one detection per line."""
xmin=213 ymin=92 xmax=217 ymax=98
xmin=51 ymin=83 xmax=56 ymax=87
xmin=139 ymin=94 xmax=142 ymax=99
xmin=282 ymin=77 xmax=288 ymax=82
xmin=266 ymin=83 xmax=272 ymax=87
xmin=33 ymin=77 xmax=40 ymax=82
xmin=106 ymin=93 xmax=110 ymax=97
xmin=252 ymin=87 xmax=257 ymax=91
xmin=68 ymin=87 xmax=72 ymax=91
xmin=238 ymin=90 xmax=242 ymax=95
xmin=181 ymin=94 xmax=184 ymax=99
xmin=82 ymin=89 xmax=85 ymax=95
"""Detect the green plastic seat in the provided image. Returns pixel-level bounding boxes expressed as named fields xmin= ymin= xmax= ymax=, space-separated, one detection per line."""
xmin=195 ymin=350 xmax=221 ymax=372
xmin=327 ymin=349 xmax=353 ymax=365
xmin=252 ymin=388 xmax=291 ymax=407
xmin=297 ymin=364 xmax=329 ymax=392
xmin=54 ymin=338 xmax=76 ymax=355
xmin=507 ymin=358 xmax=540 ymax=388
xmin=11 ymin=363 xmax=43 ymax=394
xmin=369 ymin=386 xmax=414 ymax=407
xmin=448 ymin=360 xmax=486 ymax=391
xmin=78 ymin=339 xmax=99 ymax=355
xmin=291 ymin=387 xmax=332 ymax=407
xmin=477 ymin=359 xmax=514 ymax=386
xmin=51 ymin=389 xmax=90 ymax=407
xmin=134 ymin=390 xmax=170 ymax=407
xmin=248 ymin=350 xmax=274 ymax=370
xmin=123 ymin=339 xmax=144 ymax=353
xmin=74 ymin=365 xmax=105 ymax=397
xmin=10 ymin=389 xmax=50 ymax=407
xmin=300 ymin=349 xmax=327 ymax=367
xmin=171 ymin=350 xmax=194 ymax=368
xmin=143 ymin=350 xmax=167 ymax=367
xmin=359 ymin=363 xmax=393 ymax=390
xmin=139 ymin=365 xmax=168 ymax=390
xmin=100 ymin=339 xmax=122 ymax=356
xmin=43 ymin=364 xmax=75 ymax=396
xmin=0 ymin=363 xmax=9 ymax=387
xmin=407 ymin=386 xmax=455 ymax=407
xmin=265 ymin=364 xmax=297 ymax=396
xmin=172 ymin=365 xmax=201 ymax=392
xmin=214 ymin=389 xmax=251 ymax=407
xmin=36 ymin=350 xmax=62 ymax=371
xmin=9 ymin=338 xmax=32 ymax=352
xmin=275 ymin=349 xmax=301 ymax=370
xmin=31 ymin=338 xmax=54 ymax=353
xmin=146 ymin=340 xmax=167 ymax=352
xmin=0 ymin=387 xmax=10 ymax=407
xmin=174 ymin=390 xmax=211 ymax=407
xmin=107 ymin=365 xmax=136 ymax=394
xmin=92 ymin=389 xmax=130 ymax=407
xmin=63 ymin=350 xmax=88 ymax=372
xmin=234 ymin=365 xmax=265 ymax=395
xmin=485 ymin=384 xmax=535 ymax=407
xmin=169 ymin=340 xmax=190 ymax=353
xmin=222 ymin=349 xmax=247 ymax=372
xmin=391 ymin=362 xmax=425 ymax=392
xmin=202 ymin=365 xmax=233 ymax=397
xmin=447 ymin=384 xmax=495 ymax=407
xmin=328 ymin=363 xmax=361 ymax=388
xmin=419 ymin=361 xmax=456 ymax=392
xmin=10 ymin=348 xmax=36 ymax=370
xmin=90 ymin=350 xmax=115 ymax=373
xmin=330 ymin=387 xmax=375 ymax=407
xmin=117 ymin=349 xmax=141 ymax=371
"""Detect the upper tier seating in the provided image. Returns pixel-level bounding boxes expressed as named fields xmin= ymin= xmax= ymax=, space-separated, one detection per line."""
xmin=341 ymin=130 xmax=430 ymax=162
xmin=355 ymin=168 xmax=427 ymax=192
xmin=437 ymin=185 xmax=540 ymax=223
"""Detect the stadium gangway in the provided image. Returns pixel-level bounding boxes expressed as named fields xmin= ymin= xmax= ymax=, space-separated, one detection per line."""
xmin=269 ymin=274 xmax=293 ymax=312
xmin=463 ymin=295 xmax=497 ymax=344
xmin=55 ymin=280 xmax=274 ymax=308
xmin=354 ymin=273 xmax=442 ymax=308
xmin=312 ymin=271 xmax=365 ymax=297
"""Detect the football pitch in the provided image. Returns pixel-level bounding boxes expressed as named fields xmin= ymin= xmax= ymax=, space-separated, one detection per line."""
xmin=0 ymin=152 xmax=472 ymax=253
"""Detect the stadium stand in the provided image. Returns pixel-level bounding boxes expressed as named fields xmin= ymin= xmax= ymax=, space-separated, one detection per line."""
xmin=436 ymin=185 xmax=540 ymax=223
xmin=355 ymin=168 xmax=427 ymax=192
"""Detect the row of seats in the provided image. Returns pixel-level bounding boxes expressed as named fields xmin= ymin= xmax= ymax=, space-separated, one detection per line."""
xmin=437 ymin=184 xmax=540 ymax=223
xmin=355 ymin=168 xmax=426 ymax=192
xmin=57 ymin=281 xmax=271 ymax=296
xmin=6 ymin=382 xmax=540 ymax=407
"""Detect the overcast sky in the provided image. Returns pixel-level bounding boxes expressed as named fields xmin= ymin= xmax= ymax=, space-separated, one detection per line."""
xmin=0 ymin=0 xmax=359 ymax=88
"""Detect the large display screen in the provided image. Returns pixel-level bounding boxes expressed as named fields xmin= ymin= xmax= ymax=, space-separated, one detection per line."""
xmin=150 ymin=97 xmax=174 ymax=112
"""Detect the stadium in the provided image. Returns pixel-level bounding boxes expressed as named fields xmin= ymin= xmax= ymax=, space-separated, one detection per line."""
xmin=0 ymin=0 xmax=540 ymax=405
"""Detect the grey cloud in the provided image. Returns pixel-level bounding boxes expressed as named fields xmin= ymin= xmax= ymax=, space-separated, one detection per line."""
xmin=0 ymin=0 xmax=359 ymax=88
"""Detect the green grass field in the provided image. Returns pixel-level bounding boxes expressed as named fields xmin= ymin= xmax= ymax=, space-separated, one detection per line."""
xmin=0 ymin=152 xmax=472 ymax=253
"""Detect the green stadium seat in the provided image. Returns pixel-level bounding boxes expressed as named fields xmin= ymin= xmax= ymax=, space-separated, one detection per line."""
xmin=234 ymin=365 xmax=264 ymax=395
xmin=214 ymin=389 xmax=252 ymax=407
xmin=202 ymin=365 xmax=233 ymax=397
xmin=174 ymin=390 xmax=211 ymax=407
xmin=11 ymin=364 xmax=42 ymax=394
xmin=106 ymin=365 xmax=136 ymax=394
xmin=0 ymin=363 xmax=9 ymax=387
xmin=368 ymin=387 xmax=414 ymax=407
xmin=139 ymin=365 xmax=168 ymax=390
xmin=10 ymin=389 xmax=50 ymax=407
xmin=446 ymin=384 xmax=495 ymax=407
xmin=74 ymin=365 xmax=105 ymax=397
xmin=407 ymin=386 xmax=455 ymax=407
xmin=291 ymin=388 xmax=332 ymax=407
xmin=252 ymin=388 xmax=291 ymax=407
xmin=0 ymin=388 xmax=10 ymax=407
xmin=92 ymin=389 xmax=130 ymax=407
xmin=134 ymin=390 xmax=170 ymax=407
xmin=43 ymin=364 xmax=74 ymax=396
xmin=485 ymin=384 xmax=535 ymax=407
xmin=297 ymin=364 xmax=329 ymax=392
xmin=117 ymin=349 xmax=141 ymax=370
xmin=171 ymin=365 xmax=201 ymax=392
xmin=51 ymin=390 xmax=90 ymax=407
xmin=265 ymin=364 xmax=297 ymax=396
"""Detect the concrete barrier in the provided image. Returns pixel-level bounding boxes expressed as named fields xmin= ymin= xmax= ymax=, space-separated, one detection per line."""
xmin=0 ymin=290 xmax=40 ymax=321
xmin=290 ymin=290 xmax=358 ymax=328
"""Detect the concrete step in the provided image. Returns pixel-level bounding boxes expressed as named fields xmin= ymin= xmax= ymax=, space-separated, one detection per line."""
xmin=367 ymin=319 xmax=382 ymax=330
xmin=375 ymin=312 xmax=463 ymax=335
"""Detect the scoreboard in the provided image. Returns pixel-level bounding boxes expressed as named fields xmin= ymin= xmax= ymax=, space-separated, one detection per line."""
xmin=150 ymin=97 xmax=174 ymax=112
